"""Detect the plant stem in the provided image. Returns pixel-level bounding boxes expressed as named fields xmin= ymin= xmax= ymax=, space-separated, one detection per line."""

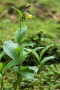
xmin=1 ymin=77 xmax=4 ymax=90
xmin=20 ymin=18 xmax=21 ymax=31
xmin=17 ymin=65 xmax=22 ymax=90
xmin=13 ymin=80 xmax=17 ymax=90
xmin=39 ymin=67 xmax=42 ymax=90
xmin=48 ymin=76 xmax=51 ymax=90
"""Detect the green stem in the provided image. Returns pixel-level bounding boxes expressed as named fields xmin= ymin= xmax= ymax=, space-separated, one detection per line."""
xmin=17 ymin=65 xmax=22 ymax=90
xmin=40 ymin=72 xmax=42 ymax=90
xmin=1 ymin=77 xmax=4 ymax=90
xmin=39 ymin=67 xmax=42 ymax=90
xmin=13 ymin=80 xmax=17 ymax=90
xmin=20 ymin=18 xmax=21 ymax=31
xmin=18 ymin=77 xmax=22 ymax=90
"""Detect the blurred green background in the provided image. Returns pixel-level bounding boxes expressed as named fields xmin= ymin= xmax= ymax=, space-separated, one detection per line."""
xmin=0 ymin=0 xmax=60 ymax=44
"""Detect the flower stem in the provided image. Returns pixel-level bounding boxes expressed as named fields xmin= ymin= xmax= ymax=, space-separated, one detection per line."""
xmin=20 ymin=18 xmax=21 ymax=31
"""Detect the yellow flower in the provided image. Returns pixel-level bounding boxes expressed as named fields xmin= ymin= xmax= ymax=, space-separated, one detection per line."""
xmin=25 ymin=13 xmax=32 ymax=19
xmin=22 ymin=12 xmax=32 ymax=20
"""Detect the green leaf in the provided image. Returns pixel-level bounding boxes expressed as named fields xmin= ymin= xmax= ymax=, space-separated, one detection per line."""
xmin=15 ymin=26 xmax=27 ymax=44
xmin=13 ymin=66 xmax=18 ymax=73
xmin=24 ymin=48 xmax=32 ymax=52
xmin=19 ymin=49 xmax=28 ymax=64
xmin=0 ymin=51 xmax=5 ymax=61
xmin=39 ymin=45 xmax=53 ymax=61
xmin=0 ymin=62 xmax=3 ymax=72
xmin=4 ymin=59 xmax=20 ymax=70
xmin=20 ymin=67 xmax=34 ymax=79
xmin=3 ymin=40 xmax=18 ymax=59
xmin=26 ymin=47 xmax=44 ymax=62
xmin=22 ymin=42 xmax=35 ymax=47
xmin=15 ymin=46 xmax=23 ymax=53
xmin=28 ymin=66 xmax=38 ymax=73
xmin=32 ymin=50 xmax=39 ymax=62
xmin=20 ymin=66 xmax=27 ymax=71
xmin=33 ymin=47 xmax=44 ymax=51
xmin=14 ymin=66 xmax=34 ymax=79
xmin=40 ymin=56 xmax=55 ymax=69
xmin=31 ymin=47 xmax=44 ymax=62
xmin=13 ymin=7 xmax=23 ymax=19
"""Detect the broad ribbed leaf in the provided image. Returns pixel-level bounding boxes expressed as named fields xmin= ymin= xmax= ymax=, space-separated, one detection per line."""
xmin=39 ymin=45 xmax=54 ymax=61
xmin=4 ymin=59 xmax=20 ymax=70
xmin=20 ymin=67 xmax=34 ymax=79
xmin=13 ymin=66 xmax=34 ymax=79
xmin=40 ymin=56 xmax=55 ymax=69
xmin=28 ymin=66 xmax=38 ymax=73
xmin=3 ymin=40 xmax=18 ymax=59
xmin=15 ymin=26 xmax=27 ymax=44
